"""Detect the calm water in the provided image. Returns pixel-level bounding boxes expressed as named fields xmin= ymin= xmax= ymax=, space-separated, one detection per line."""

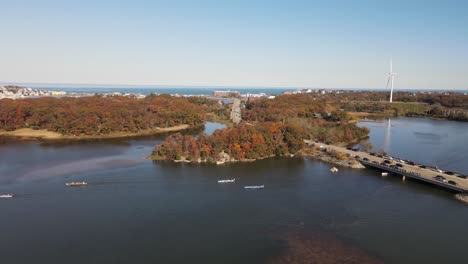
xmin=1 ymin=119 xmax=467 ymax=264
xmin=358 ymin=118 xmax=468 ymax=173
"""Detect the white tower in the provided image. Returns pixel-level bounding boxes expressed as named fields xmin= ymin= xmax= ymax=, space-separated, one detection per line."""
xmin=386 ymin=59 xmax=396 ymax=103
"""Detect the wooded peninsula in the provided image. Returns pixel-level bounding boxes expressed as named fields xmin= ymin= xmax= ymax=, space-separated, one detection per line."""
xmin=0 ymin=95 xmax=205 ymax=138
xmin=151 ymin=94 xmax=369 ymax=164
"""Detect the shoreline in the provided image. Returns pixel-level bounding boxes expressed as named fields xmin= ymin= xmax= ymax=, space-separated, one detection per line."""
xmin=150 ymin=144 xmax=365 ymax=169
xmin=0 ymin=125 xmax=191 ymax=141
xmin=349 ymin=111 xmax=467 ymax=123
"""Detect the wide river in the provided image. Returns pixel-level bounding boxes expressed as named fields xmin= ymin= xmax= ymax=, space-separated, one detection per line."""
xmin=0 ymin=119 xmax=467 ymax=264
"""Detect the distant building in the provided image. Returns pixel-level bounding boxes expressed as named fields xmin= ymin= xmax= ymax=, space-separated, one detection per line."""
xmin=212 ymin=90 xmax=240 ymax=98
xmin=242 ymin=93 xmax=267 ymax=99
xmin=282 ymin=88 xmax=315 ymax=95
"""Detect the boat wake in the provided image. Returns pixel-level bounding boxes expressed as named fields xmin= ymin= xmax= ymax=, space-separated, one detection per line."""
xmin=244 ymin=185 xmax=264 ymax=189
xmin=218 ymin=179 xmax=235 ymax=183
xmin=455 ymin=194 xmax=468 ymax=204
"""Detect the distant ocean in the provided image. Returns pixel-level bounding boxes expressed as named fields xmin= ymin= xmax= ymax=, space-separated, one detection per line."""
xmin=4 ymin=83 xmax=467 ymax=95
xmin=30 ymin=86 xmax=297 ymax=95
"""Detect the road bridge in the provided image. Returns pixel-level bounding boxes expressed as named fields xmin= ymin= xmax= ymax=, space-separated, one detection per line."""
xmin=304 ymin=140 xmax=468 ymax=193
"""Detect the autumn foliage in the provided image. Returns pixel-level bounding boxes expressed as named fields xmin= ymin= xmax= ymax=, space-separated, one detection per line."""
xmin=153 ymin=122 xmax=305 ymax=161
xmin=243 ymin=95 xmax=368 ymax=144
xmin=243 ymin=94 xmax=337 ymax=122
xmin=0 ymin=95 xmax=205 ymax=135
xmin=153 ymin=94 xmax=370 ymax=162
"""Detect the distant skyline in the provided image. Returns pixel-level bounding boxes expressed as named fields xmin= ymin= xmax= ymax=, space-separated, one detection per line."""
xmin=1 ymin=0 xmax=467 ymax=90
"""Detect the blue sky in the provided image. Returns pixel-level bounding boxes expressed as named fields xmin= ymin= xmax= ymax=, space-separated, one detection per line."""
xmin=1 ymin=0 xmax=467 ymax=89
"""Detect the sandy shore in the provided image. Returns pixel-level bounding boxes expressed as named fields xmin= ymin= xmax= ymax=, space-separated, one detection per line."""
xmin=0 ymin=125 xmax=190 ymax=140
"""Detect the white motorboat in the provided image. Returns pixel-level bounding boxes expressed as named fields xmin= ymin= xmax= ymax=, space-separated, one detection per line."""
xmin=381 ymin=172 xmax=388 ymax=176
xmin=65 ymin=181 xmax=88 ymax=187
xmin=0 ymin=194 xmax=14 ymax=199
xmin=330 ymin=167 xmax=339 ymax=173
xmin=218 ymin=179 xmax=235 ymax=183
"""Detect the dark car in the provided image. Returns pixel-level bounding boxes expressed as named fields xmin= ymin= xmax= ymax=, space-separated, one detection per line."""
xmin=445 ymin=171 xmax=455 ymax=175
xmin=346 ymin=147 xmax=352 ymax=150
xmin=370 ymin=152 xmax=376 ymax=156
xmin=419 ymin=165 xmax=426 ymax=169
xmin=355 ymin=155 xmax=360 ymax=159
xmin=448 ymin=180 xmax=457 ymax=185
xmin=363 ymin=157 xmax=369 ymax=161
xmin=384 ymin=160 xmax=392 ymax=164
xmin=396 ymin=163 xmax=404 ymax=168
xmin=457 ymin=175 xmax=467 ymax=179
xmin=407 ymin=161 xmax=416 ymax=165
xmin=434 ymin=175 xmax=446 ymax=182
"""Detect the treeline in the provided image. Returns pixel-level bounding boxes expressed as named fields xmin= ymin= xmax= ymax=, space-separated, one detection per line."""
xmin=427 ymin=106 xmax=468 ymax=121
xmin=186 ymin=97 xmax=231 ymax=121
xmin=243 ymin=95 xmax=343 ymax=122
xmin=312 ymin=90 xmax=468 ymax=120
xmin=0 ymin=95 xmax=205 ymax=135
xmin=153 ymin=122 xmax=305 ymax=161
xmin=243 ymin=95 xmax=368 ymax=144
xmin=340 ymin=100 xmax=468 ymax=121
xmin=331 ymin=91 xmax=468 ymax=109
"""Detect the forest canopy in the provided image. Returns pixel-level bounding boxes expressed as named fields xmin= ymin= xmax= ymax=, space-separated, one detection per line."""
xmin=0 ymin=95 xmax=205 ymax=136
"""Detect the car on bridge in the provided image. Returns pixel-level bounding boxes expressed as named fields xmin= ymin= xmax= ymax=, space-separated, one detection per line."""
xmin=434 ymin=175 xmax=447 ymax=183
xmin=448 ymin=180 xmax=457 ymax=185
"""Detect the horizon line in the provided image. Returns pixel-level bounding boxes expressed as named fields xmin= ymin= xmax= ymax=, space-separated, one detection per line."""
xmin=0 ymin=81 xmax=466 ymax=91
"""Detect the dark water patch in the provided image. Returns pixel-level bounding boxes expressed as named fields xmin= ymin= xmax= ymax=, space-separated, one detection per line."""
xmin=268 ymin=230 xmax=384 ymax=264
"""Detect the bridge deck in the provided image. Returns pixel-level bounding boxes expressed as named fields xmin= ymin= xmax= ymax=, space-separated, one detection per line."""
xmin=305 ymin=140 xmax=468 ymax=193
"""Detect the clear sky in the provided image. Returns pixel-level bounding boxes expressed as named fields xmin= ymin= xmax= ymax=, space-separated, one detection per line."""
xmin=1 ymin=0 xmax=467 ymax=89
